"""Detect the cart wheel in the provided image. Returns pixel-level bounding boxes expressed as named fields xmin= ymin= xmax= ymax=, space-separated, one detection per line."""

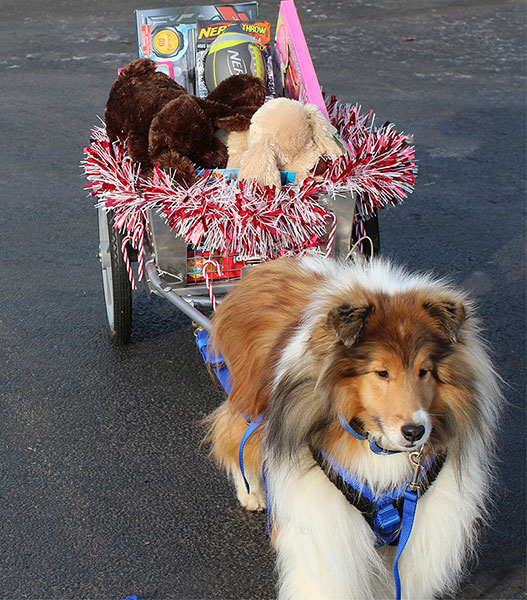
xmin=352 ymin=213 xmax=381 ymax=257
xmin=97 ymin=207 xmax=132 ymax=345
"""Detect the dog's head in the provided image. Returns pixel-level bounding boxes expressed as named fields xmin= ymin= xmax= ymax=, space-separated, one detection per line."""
xmin=260 ymin=258 xmax=500 ymax=465
xmin=323 ymin=289 xmax=472 ymax=452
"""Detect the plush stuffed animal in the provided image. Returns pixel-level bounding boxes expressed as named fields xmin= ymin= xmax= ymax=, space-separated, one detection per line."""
xmin=223 ymin=98 xmax=345 ymax=189
xmin=104 ymin=58 xmax=266 ymax=185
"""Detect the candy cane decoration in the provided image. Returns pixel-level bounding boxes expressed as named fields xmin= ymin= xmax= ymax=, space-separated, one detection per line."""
xmin=325 ymin=213 xmax=338 ymax=258
xmin=354 ymin=216 xmax=367 ymax=256
xmin=120 ymin=235 xmax=136 ymax=290
xmin=131 ymin=221 xmax=145 ymax=283
xmin=202 ymin=259 xmax=223 ymax=310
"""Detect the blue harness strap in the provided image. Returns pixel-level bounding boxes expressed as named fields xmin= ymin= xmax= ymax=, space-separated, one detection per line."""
xmin=194 ymin=328 xmax=265 ymax=496
xmin=195 ymin=328 xmax=232 ymax=394
xmin=238 ymin=412 xmax=264 ymax=494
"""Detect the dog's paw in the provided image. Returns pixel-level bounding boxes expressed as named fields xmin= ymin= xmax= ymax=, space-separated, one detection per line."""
xmin=237 ymin=487 xmax=267 ymax=512
xmin=233 ymin=470 xmax=267 ymax=511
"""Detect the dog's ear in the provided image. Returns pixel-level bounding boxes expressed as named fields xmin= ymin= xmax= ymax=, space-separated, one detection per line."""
xmin=238 ymin=135 xmax=282 ymax=189
xmin=423 ymin=299 xmax=466 ymax=342
xmin=329 ymin=303 xmax=375 ymax=347
xmin=303 ymin=104 xmax=345 ymax=159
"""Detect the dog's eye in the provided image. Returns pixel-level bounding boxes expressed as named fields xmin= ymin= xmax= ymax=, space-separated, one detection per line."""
xmin=418 ymin=369 xmax=429 ymax=378
xmin=375 ymin=370 xmax=389 ymax=379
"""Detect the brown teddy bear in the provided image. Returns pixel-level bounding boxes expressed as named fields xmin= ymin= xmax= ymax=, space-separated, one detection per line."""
xmin=104 ymin=58 xmax=266 ymax=185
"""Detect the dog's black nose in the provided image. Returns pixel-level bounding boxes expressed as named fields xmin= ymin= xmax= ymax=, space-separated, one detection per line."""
xmin=401 ymin=423 xmax=426 ymax=442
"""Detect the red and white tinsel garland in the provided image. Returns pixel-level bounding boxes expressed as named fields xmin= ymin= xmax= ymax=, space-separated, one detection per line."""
xmin=324 ymin=95 xmax=417 ymax=218
xmin=146 ymin=164 xmax=330 ymax=258
xmin=83 ymin=97 xmax=417 ymax=286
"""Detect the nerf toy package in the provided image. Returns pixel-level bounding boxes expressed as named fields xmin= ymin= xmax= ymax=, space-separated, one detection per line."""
xmin=135 ymin=3 xmax=259 ymax=93
xmin=195 ymin=19 xmax=274 ymax=98
xmin=273 ymin=0 xmax=328 ymax=117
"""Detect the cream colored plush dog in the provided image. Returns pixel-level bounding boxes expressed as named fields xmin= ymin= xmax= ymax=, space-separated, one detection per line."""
xmin=219 ymin=98 xmax=345 ymax=189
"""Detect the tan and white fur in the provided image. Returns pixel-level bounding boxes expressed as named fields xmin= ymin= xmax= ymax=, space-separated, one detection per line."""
xmin=204 ymin=255 xmax=502 ymax=600
xmin=218 ymin=98 xmax=344 ymax=189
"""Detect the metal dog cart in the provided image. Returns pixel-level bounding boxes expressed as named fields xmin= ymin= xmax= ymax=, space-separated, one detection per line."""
xmin=87 ymin=84 xmax=416 ymax=345
xmin=88 ymin=18 xmax=412 ymax=346
xmin=96 ymin=184 xmax=379 ymax=344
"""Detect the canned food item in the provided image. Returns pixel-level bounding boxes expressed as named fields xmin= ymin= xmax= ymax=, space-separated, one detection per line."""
xmin=186 ymin=252 xmax=244 ymax=282
xmin=187 ymin=252 xmax=210 ymax=280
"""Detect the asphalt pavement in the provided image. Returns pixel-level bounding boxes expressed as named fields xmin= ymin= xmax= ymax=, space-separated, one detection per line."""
xmin=0 ymin=0 xmax=525 ymax=599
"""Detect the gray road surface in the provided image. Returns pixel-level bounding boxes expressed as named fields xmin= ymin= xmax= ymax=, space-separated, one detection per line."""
xmin=1 ymin=0 xmax=525 ymax=599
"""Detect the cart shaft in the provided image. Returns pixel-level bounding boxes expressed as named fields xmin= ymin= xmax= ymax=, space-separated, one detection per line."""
xmin=145 ymin=260 xmax=212 ymax=331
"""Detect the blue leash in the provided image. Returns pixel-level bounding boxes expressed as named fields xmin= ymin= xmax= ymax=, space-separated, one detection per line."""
xmin=393 ymin=490 xmax=419 ymax=600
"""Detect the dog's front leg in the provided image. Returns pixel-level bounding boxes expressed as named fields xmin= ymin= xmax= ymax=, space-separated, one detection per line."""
xmin=266 ymin=451 xmax=388 ymax=600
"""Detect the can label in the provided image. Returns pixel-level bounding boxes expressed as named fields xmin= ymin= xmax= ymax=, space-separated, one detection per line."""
xmin=187 ymin=252 xmax=211 ymax=280
xmin=186 ymin=252 xmax=244 ymax=282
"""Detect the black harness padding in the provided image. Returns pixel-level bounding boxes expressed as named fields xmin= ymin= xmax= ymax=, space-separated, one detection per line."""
xmin=311 ymin=446 xmax=446 ymax=546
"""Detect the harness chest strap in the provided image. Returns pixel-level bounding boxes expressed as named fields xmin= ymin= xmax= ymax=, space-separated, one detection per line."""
xmin=311 ymin=446 xmax=446 ymax=544
xmin=311 ymin=446 xmax=445 ymax=600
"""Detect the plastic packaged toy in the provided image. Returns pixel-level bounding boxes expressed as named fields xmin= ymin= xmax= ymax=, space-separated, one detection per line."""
xmin=135 ymin=3 xmax=258 ymax=93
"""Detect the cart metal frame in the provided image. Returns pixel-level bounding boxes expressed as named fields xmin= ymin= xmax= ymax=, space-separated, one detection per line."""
xmin=97 ymin=188 xmax=371 ymax=342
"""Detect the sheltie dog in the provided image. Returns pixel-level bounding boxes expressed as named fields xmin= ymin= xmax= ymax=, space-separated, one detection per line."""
xmin=204 ymin=255 xmax=502 ymax=600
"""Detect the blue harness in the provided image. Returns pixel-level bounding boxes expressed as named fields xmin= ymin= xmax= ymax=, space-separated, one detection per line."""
xmin=311 ymin=443 xmax=444 ymax=532
xmin=195 ymin=329 xmax=445 ymax=600
xmin=195 ymin=328 xmax=233 ymax=394
xmin=311 ymin=418 xmax=445 ymax=600
xmin=195 ymin=328 xmax=264 ymax=495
